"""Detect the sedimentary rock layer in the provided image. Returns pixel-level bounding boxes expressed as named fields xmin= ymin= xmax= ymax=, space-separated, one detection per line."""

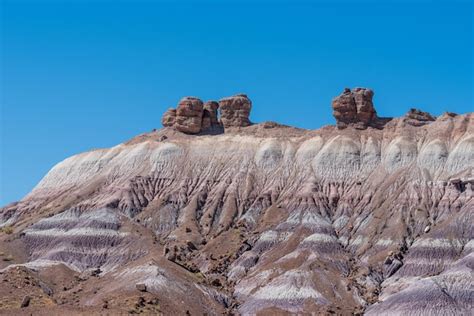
xmin=0 ymin=92 xmax=472 ymax=315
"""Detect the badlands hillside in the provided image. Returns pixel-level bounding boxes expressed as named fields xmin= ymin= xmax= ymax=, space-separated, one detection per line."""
xmin=0 ymin=88 xmax=473 ymax=315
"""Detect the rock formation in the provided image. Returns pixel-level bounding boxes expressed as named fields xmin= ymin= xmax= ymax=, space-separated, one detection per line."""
xmin=201 ymin=101 xmax=220 ymax=131
xmin=161 ymin=108 xmax=176 ymax=127
xmin=403 ymin=108 xmax=436 ymax=126
xmin=332 ymin=87 xmax=378 ymax=129
xmin=162 ymin=96 xmax=243 ymax=134
xmin=1 ymin=89 xmax=472 ymax=315
xmin=174 ymin=97 xmax=204 ymax=134
xmin=219 ymin=94 xmax=252 ymax=128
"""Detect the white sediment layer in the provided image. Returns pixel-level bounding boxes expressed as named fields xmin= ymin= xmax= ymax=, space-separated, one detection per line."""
xmin=302 ymin=233 xmax=338 ymax=243
xmin=411 ymin=238 xmax=463 ymax=249
xmin=24 ymin=227 xmax=127 ymax=237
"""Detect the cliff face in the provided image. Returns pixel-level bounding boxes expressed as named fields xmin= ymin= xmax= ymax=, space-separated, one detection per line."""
xmin=1 ymin=89 xmax=473 ymax=315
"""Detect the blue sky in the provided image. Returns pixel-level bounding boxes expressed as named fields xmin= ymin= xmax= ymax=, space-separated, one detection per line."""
xmin=1 ymin=0 xmax=472 ymax=205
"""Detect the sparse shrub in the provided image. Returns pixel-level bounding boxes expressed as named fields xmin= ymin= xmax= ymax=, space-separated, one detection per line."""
xmin=194 ymin=271 xmax=205 ymax=280
xmin=1 ymin=226 xmax=13 ymax=234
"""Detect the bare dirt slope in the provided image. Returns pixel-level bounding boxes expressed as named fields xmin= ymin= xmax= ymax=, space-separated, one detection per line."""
xmin=1 ymin=89 xmax=473 ymax=315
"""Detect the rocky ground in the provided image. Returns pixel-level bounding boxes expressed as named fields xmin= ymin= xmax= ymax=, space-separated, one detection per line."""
xmin=0 ymin=88 xmax=472 ymax=315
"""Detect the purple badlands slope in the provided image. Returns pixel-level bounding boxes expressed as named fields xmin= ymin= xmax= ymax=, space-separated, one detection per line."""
xmin=1 ymin=88 xmax=473 ymax=315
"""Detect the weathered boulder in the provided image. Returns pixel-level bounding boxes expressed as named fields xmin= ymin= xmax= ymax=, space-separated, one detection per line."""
xmin=403 ymin=108 xmax=435 ymax=126
xmin=332 ymin=87 xmax=377 ymax=129
xmin=161 ymin=108 xmax=177 ymax=127
xmin=219 ymin=94 xmax=252 ymax=129
xmin=136 ymin=283 xmax=147 ymax=292
xmin=20 ymin=296 xmax=31 ymax=308
xmin=353 ymin=87 xmax=376 ymax=124
xmin=174 ymin=97 xmax=204 ymax=134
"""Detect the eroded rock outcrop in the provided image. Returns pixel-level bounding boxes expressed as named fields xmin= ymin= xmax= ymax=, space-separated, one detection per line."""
xmin=332 ymin=87 xmax=378 ymax=129
xmin=202 ymin=101 xmax=220 ymax=131
xmin=219 ymin=94 xmax=252 ymax=128
xmin=161 ymin=108 xmax=177 ymax=127
xmin=162 ymin=94 xmax=251 ymax=133
xmin=403 ymin=108 xmax=436 ymax=126
xmin=174 ymin=97 xmax=204 ymax=134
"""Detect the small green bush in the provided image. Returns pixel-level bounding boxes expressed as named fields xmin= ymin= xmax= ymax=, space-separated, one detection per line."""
xmin=1 ymin=226 xmax=13 ymax=234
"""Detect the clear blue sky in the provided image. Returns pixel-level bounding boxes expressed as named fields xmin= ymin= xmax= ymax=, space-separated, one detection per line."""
xmin=1 ymin=0 xmax=472 ymax=205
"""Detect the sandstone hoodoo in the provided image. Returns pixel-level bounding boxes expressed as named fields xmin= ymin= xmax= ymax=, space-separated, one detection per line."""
xmin=1 ymin=88 xmax=472 ymax=315
xmin=332 ymin=87 xmax=378 ymax=129
xmin=174 ymin=97 xmax=204 ymax=134
xmin=218 ymin=94 xmax=252 ymax=128
xmin=161 ymin=94 xmax=252 ymax=133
